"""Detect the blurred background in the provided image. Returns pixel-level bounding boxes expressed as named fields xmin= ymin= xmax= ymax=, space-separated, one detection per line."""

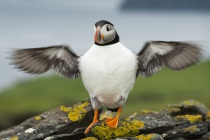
xmin=1 ymin=0 xmax=210 ymax=130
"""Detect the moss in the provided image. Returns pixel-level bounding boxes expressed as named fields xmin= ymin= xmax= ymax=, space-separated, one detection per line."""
xmin=60 ymin=101 xmax=90 ymax=122
xmin=81 ymin=137 xmax=98 ymax=140
xmin=91 ymin=119 xmax=144 ymax=140
xmin=34 ymin=115 xmax=41 ymax=121
xmin=175 ymin=115 xmax=202 ymax=123
xmin=10 ymin=136 xmax=18 ymax=140
xmin=183 ymin=125 xmax=199 ymax=133
xmin=135 ymin=134 xmax=155 ymax=140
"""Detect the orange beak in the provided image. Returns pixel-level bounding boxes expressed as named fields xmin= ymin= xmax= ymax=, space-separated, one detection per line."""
xmin=94 ymin=29 xmax=99 ymax=42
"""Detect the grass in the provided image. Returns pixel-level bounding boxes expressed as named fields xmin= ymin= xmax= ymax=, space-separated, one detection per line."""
xmin=0 ymin=61 xmax=210 ymax=129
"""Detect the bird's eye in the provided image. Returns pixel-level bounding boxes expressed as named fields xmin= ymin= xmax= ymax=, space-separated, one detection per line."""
xmin=106 ymin=25 xmax=110 ymax=31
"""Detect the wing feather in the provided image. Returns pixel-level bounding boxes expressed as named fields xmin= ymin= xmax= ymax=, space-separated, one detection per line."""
xmin=137 ymin=41 xmax=202 ymax=77
xmin=10 ymin=45 xmax=79 ymax=79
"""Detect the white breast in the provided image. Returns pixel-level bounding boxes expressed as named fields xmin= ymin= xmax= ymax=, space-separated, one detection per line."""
xmin=79 ymin=43 xmax=138 ymax=108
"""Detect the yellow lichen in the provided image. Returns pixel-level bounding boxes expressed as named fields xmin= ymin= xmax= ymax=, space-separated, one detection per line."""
xmin=167 ymin=105 xmax=181 ymax=113
xmin=92 ymin=125 xmax=113 ymax=140
xmin=125 ymin=117 xmax=130 ymax=121
xmin=60 ymin=106 xmax=72 ymax=112
xmin=34 ymin=116 xmax=41 ymax=121
xmin=60 ymin=101 xmax=90 ymax=122
xmin=183 ymin=125 xmax=199 ymax=133
xmin=181 ymin=100 xmax=199 ymax=106
xmin=135 ymin=134 xmax=154 ymax=140
xmin=113 ymin=126 xmax=130 ymax=137
xmin=206 ymin=111 xmax=210 ymax=120
xmin=10 ymin=136 xmax=18 ymax=140
xmin=81 ymin=137 xmax=98 ymax=140
xmin=131 ymin=120 xmax=144 ymax=129
xmin=175 ymin=115 xmax=202 ymax=123
xmin=141 ymin=109 xmax=158 ymax=114
xmin=91 ymin=119 xmax=144 ymax=140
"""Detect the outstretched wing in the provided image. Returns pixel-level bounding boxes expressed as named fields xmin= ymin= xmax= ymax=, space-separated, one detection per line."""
xmin=137 ymin=41 xmax=202 ymax=77
xmin=10 ymin=45 xmax=80 ymax=79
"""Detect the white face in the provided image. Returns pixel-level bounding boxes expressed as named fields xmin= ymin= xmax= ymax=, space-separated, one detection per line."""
xmin=94 ymin=24 xmax=116 ymax=44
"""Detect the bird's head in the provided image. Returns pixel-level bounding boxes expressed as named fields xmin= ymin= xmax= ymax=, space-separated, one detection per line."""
xmin=94 ymin=20 xmax=119 ymax=46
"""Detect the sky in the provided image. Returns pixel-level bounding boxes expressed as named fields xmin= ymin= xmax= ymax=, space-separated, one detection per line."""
xmin=0 ymin=0 xmax=210 ymax=91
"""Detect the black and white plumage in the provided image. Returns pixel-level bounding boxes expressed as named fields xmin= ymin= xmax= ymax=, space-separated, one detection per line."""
xmin=138 ymin=41 xmax=201 ymax=77
xmin=10 ymin=20 xmax=202 ymax=133
xmin=11 ymin=45 xmax=79 ymax=79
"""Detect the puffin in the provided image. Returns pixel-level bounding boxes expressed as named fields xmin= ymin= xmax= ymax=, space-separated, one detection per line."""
xmin=10 ymin=20 xmax=202 ymax=134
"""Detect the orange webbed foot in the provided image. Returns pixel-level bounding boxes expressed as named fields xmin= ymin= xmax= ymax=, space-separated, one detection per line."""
xmin=105 ymin=118 xmax=119 ymax=128
xmin=105 ymin=107 xmax=122 ymax=128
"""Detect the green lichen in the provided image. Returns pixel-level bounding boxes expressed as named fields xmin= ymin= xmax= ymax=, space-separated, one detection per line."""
xmin=183 ymin=125 xmax=199 ymax=133
xmin=135 ymin=134 xmax=154 ymax=140
xmin=91 ymin=119 xmax=144 ymax=140
xmin=10 ymin=136 xmax=18 ymax=140
xmin=175 ymin=115 xmax=202 ymax=123
xmin=60 ymin=101 xmax=90 ymax=122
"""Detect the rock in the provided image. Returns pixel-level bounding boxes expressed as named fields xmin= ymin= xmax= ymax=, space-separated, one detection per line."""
xmin=162 ymin=123 xmax=209 ymax=140
xmin=0 ymin=99 xmax=209 ymax=140
xmin=0 ymin=99 xmax=93 ymax=140
xmin=166 ymin=100 xmax=209 ymax=120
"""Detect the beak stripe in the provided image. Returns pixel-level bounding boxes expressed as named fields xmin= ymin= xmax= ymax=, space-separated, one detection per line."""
xmin=94 ymin=29 xmax=98 ymax=42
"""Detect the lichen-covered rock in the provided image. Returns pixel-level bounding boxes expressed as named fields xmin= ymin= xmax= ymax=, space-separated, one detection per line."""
xmin=87 ymin=110 xmax=176 ymax=139
xmin=111 ymin=134 xmax=163 ymax=140
xmin=89 ymin=119 xmax=144 ymax=139
xmin=206 ymin=111 xmax=210 ymax=121
xmin=167 ymin=100 xmax=209 ymax=119
xmin=175 ymin=115 xmax=202 ymax=124
xmin=0 ymin=99 xmax=209 ymax=140
xmin=0 ymin=99 xmax=93 ymax=140
xmin=162 ymin=122 xmax=209 ymax=140
xmin=136 ymin=110 xmax=176 ymax=134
